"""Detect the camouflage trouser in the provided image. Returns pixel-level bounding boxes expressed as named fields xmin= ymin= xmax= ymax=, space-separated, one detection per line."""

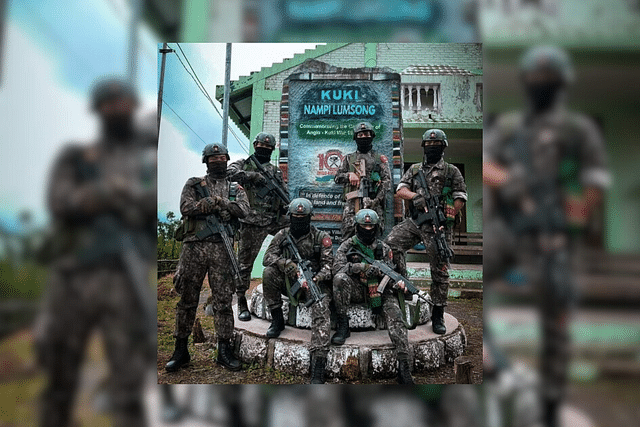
xmin=35 ymin=264 xmax=148 ymax=427
xmin=340 ymin=202 xmax=386 ymax=241
xmin=263 ymin=266 xmax=331 ymax=356
xmin=384 ymin=218 xmax=452 ymax=307
xmin=173 ymin=241 xmax=235 ymax=341
xmin=237 ymin=221 xmax=283 ymax=297
xmin=333 ymin=272 xmax=410 ymax=355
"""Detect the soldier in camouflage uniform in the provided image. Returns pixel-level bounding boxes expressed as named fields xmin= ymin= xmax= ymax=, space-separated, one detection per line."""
xmin=165 ymin=143 xmax=250 ymax=372
xmin=262 ymin=198 xmax=333 ymax=384
xmin=331 ymin=209 xmax=415 ymax=384
xmin=227 ymin=132 xmax=289 ymax=321
xmin=483 ymin=46 xmax=610 ymax=427
xmin=334 ymin=121 xmax=391 ymax=241
xmin=384 ymin=129 xmax=467 ymax=335
xmin=35 ymin=78 xmax=156 ymax=427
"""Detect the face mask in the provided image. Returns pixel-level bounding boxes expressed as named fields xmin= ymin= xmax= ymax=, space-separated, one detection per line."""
xmin=423 ymin=146 xmax=444 ymax=164
xmin=356 ymin=137 xmax=373 ymax=154
xmin=526 ymin=82 xmax=562 ymax=112
xmin=207 ymin=161 xmax=227 ymax=179
xmin=290 ymin=215 xmax=311 ymax=238
xmin=356 ymin=225 xmax=377 ymax=245
xmin=103 ymin=115 xmax=134 ymax=142
xmin=254 ymin=146 xmax=273 ymax=164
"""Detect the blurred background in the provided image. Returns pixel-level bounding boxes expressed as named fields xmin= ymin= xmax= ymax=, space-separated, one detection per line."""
xmin=1 ymin=0 xmax=639 ymax=426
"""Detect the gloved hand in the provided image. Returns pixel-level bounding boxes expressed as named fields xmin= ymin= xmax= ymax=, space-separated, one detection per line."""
xmin=284 ymin=259 xmax=298 ymax=279
xmin=365 ymin=264 xmax=383 ymax=279
xmin=219 ymin=209 xmax=231 ymax=222
xmin=412 ymin=193 xmax=427 ymax=210
xmin=196 ymin=197 xmax=217 ymax=214
xmin=313 ymin=270 xmax=331 ymax=283
xmin=363 ymin=197 xmax=374 ymax=209
xmin=348 ymin=262 xmax=367 ymax=275
xmin=246 ymin=171 xmax=266 ymax=185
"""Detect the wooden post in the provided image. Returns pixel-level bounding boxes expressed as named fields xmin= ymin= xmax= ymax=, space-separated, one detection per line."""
xmin=454 ymin=356 xmax=473 ymax=383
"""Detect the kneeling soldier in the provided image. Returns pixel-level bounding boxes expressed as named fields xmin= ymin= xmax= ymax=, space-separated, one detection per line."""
xmin=332 ymin=209 xmax=414 ymax=384
xmin=262 ymin=198 xmax=334 ymax=383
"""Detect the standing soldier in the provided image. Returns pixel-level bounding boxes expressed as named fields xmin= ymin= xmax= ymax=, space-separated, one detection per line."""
xmin=385 ymin=129 xmax=467 ymax=335
xmin=35 ymin=77 xmax=157 ymax=427
xmin=483 ymin=45 xmax=610 ymax=427
xmin=331 ymin=209 xmax=415 ymax=384
xmin=227 ymin=132 xmax=289 ymax=321
xmin=334 ymin=121 xmax=391 ymax=241
xmin=165 ymin=143 xmax=250 ymax=372
xmin=262 ymin=198 xmax=333 ymax=383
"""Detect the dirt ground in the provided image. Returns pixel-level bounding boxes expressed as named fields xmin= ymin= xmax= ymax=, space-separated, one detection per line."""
xmin=157 ymin=275 xmax=483 ymax=385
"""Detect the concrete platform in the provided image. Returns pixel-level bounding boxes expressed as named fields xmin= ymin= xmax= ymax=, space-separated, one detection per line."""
xmin=223 ymin=285 xmax=467 ymax=381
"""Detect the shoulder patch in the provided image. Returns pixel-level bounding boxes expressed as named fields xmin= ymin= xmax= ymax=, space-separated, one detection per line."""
xmin=322 ymin=236 xmax=332 ymax=248
xmin=380 ymin=154 xmax=388 ymax=163
xmin=388 ymin=249 xmax=393 ymax=260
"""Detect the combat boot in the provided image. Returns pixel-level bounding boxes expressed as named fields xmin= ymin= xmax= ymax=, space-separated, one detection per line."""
xmin=310 ymin=352 xmax=327 ymax=384
xmin=237 ymin=294 xmax=251 ymax=321
xmin=431 ymin=305 xmax=446 ymax=334
xmin=397 ymin=353 xmax=415 ymax=384
xmin=165 ymin=337 xmax=190 ymax=372
xmin=331 ymin=314 xmax=351 ymax=345
xmin=216 ymin=339 xmax=241 ymax=371
xmin=266 ymin=307 xmax=285 ymax=338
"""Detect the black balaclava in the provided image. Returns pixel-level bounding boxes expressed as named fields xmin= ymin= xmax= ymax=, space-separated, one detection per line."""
xmin=356 ymin=224 xmax=377 ymax=245
xmin=356 ymin=136 xmax=373 ymax=154
xmin=254 ymin=146 xmax=273 ymax=164
xmin=423 ymin=145 xmax=444 ymax=164
xmin=290 ymin=215 xmax=311 ymax=239
xmin=102 ymin=113 xmax=135 ymax=143
xmin=526 ymin=82 xmax=563 ymax=113
xmin=207 ymin=160 xmax=227 ymax=179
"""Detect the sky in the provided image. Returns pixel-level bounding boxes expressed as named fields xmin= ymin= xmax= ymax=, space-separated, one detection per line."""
xmin=157 ymin=43 xmax=322 ymax=219
xmin=0 ymin=0 xmax=158 ymax=233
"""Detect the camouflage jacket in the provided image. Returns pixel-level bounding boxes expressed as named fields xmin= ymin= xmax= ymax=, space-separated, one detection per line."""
xmin=263 ymin=226 xmax=333 ymax=282
xmin=179 ymin=175 xmax=249 ymax=243
xmin=334 ymin=149 xmax=391 ymax=208
xmin=333 ymin=236 xmax=396 ymax=282
xmin=227 ymin=156 xmax=288 ymax=226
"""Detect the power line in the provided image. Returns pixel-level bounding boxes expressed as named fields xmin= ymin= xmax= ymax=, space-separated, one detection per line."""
xmin=171 ymin=44 xmax=250 ymax=154
xmin=161 ymin=100 xmax=208 ymax=146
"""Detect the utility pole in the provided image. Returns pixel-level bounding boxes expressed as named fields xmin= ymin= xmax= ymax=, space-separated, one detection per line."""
xmin=222 ymin=43 xmax=232 ymax=147
xmin=157 ymin=43 xmax=174 ymax=133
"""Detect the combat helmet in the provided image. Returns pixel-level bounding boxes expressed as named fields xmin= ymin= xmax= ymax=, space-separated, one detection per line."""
xmin=288 ymin=198 xmax=314 ymax=216
xmin=353 ymin=122 xmax=376 ymax=140
xmin=519 ymin=45 xmax=574 ymax=85
xmin=253 ymin=132 xmax=277 ymax=149
xmin=422 ymin=129 xmax=448 ymax=147
xmin=202 ymin=143 xmax=230 ymax=162
xmin=90 ymin=77 xmax=138 ymax=111
xmin=355 ymin=209 xmax=380 ymax=226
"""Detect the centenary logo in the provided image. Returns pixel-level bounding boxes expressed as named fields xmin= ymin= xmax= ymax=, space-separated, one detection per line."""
xmin=317 ymin=149 xmax=344 ymax=172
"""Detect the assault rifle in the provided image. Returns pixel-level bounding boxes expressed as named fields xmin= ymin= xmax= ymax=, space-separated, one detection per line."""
xmin=284 ymin=234 xmax=326 ymax=308
xmin=414 ymin=169 xmax=454 ymax=263
xmin=346 ymin=247 xmax=432 ymax=305
xmin=248 ymin=155 xmax=290 ymax=206
xmin=194 ymin=181 xmax=243 ymax=288
xmin=345 ymin=159 xmax=371 ymax=211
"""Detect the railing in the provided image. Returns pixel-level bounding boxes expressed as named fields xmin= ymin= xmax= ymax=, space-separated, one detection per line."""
xmin=158 ymin=259 xmax=179 ymax=278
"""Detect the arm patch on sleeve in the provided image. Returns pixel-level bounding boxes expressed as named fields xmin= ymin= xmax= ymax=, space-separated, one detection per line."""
xmin=380 ymin=155 xmax=388 ymax=163
xmin=322 ymin=236 xmax=332 ymax=248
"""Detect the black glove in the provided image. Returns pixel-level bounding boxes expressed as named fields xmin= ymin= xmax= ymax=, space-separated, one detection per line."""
xmin=365 ymin=264 xmax=383 ymax=279
xmin=219 ymin=209 xmax=231 ymax=222
xmin=246 ymin=171 xmax=266 ymax=185
xmin=196 ymin=197 xmax=217 ymax=214
xmin=348 ymin=263 xmax=367 ymax=275
xmin=412 ymin=194 xmax=427 ymax=210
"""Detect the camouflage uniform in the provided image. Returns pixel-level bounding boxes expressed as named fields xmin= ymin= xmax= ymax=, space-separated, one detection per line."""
xmin=484 ymin=108 xmax=610 ymax=405
xmin=333 ymin=237 xmax=410 ymax=356
xmin=384 ymin=159 xmax=467 ymax=306
xmin=227 ymin=156 xmax=288 ymax=303
xmin=262 ymin=226 xmax=333 ymax=357
xmin=36 ymin=137 xmax=157 ymax=427
xmin=334 ymin=150 xmax=391 ymax=240
xmin=173 ymin=175 xmax=249 ymax=341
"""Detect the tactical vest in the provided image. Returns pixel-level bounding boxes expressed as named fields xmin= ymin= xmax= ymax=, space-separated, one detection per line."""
xmin=279 ymin=228 xmax=325 ymax=271
xmin=409 ymin=162 xmax=458 ymax=227
xmin=341 ymin=151 xmax=384 ymax=200
xmin=242 ymin=159 xmax=281 ymax=213
xmin=175 ymin=179 xmax=239 ymax=241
